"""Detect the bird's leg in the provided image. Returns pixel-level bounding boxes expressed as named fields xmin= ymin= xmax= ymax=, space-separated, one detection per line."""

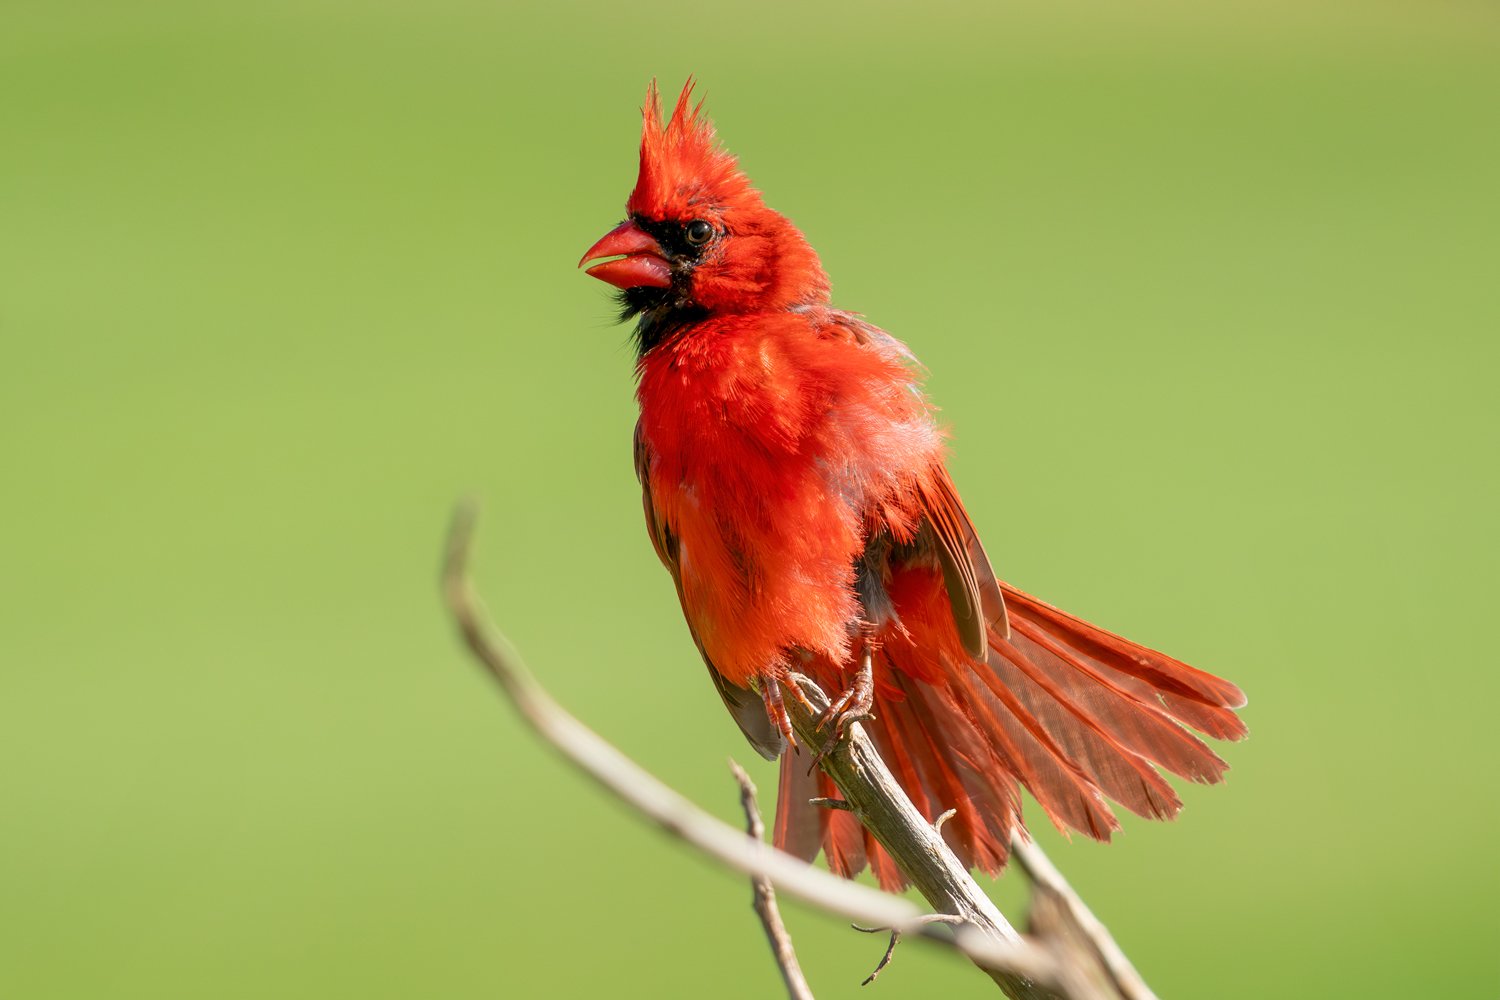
xmin=762 ymin=676 xmax=797 ymax=752
xmin=809 ymin=640 xmax=876 ymax=770
xmin=821 ymin=637 xmax=877 ymax=732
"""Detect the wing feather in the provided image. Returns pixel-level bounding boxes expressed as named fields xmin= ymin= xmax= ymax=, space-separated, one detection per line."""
xmin=634 ymin=422 xmax=784 ymax=759
xmin=915 ymin=467 xmax=1009 ymax=656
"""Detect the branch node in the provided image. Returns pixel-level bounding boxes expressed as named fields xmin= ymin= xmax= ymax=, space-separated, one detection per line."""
xmin=810 ymin=796 xmax=854 ymax=811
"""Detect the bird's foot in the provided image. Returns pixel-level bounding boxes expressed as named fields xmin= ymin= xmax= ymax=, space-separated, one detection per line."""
xmin=808 ymin=648 xmax=876 ymax=771
xmin=762 ymin=676 xmax=797 ymax=753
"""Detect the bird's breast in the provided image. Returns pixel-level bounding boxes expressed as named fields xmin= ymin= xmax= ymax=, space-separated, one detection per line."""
xmin=635 ymin=315 xmax=944 ymax=682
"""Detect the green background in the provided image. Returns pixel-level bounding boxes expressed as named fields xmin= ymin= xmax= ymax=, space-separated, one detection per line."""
xmin=4 ymin=1 xmax=1497 ymax=996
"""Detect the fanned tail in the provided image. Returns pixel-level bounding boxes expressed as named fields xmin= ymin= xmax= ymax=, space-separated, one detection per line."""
xmin=773 ymin=574 xmax=1247 ymax=891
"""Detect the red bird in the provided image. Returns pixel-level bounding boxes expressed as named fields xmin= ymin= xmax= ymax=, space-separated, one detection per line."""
xmin=579 ymin=81 xmax=1247 ymax=889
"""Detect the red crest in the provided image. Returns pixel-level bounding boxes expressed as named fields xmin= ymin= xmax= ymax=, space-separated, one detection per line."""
xmin=627 ymin=79 xmax=759 ymax=219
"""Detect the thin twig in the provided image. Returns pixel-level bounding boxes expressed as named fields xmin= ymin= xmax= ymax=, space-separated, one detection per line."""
xmin=864 ymin=931 xmax=901 ymax=986
xmin=731 ymin=759 xmax=815 ymax=1000
xmin=855 ymin=914 xmax=966 ymax=986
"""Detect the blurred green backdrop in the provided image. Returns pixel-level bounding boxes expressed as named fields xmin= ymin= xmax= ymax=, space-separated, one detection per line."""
xmin=3 ymin=1 xmax=1497 ymax=996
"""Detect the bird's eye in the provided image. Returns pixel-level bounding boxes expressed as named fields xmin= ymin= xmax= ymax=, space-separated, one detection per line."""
xmin=684 ymin=220 xmax=714 ymax=246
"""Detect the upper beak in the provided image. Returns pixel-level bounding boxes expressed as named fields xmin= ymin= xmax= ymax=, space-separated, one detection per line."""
xmin=578 ymin=220 xmax=673 ymax=290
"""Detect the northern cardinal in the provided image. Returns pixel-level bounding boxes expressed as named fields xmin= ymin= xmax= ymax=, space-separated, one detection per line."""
xmin=579 ymin=81 xmax=1246 ymax=889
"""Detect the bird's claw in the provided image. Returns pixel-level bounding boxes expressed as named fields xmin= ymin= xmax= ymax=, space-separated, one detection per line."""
xmin=806 ymin=648 xmax=875 ymax=773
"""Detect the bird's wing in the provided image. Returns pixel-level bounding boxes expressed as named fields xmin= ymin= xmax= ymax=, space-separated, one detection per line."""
xmin=821 ymin=310 xmax=1009 ymax=658
xmin=914 ymin=465 xmax=1010 ymax=657
xmin=634 ymin=421 xmax=785 ymax=759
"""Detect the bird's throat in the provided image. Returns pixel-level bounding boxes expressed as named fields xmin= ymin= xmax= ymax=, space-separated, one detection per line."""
xmin=619 ymin=287 xmax=709 ymax=358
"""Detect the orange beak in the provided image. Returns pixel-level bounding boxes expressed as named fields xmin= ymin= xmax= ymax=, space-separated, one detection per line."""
xmin=578 ymin=220 xmax=673 ymax=290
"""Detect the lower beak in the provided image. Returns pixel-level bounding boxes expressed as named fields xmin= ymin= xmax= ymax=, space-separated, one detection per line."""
xmin=578 ymin=220 xmax=672 ymax=290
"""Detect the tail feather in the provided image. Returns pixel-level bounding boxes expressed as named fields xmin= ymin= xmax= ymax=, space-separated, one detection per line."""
xmin=895 ymin=676 xmax=1015 ymax=871
xmin=910 ymin=681 xmax=1024 ymax=864
xmin=1002 ymin=586 xmax=1248 ymax=722
xmin=1005 ymin=619 xmax=1228 ymax=784
xmin=985 ymin=633 xmax=1183 ymax=820
xmin=772 ymin=579 xmax=1247 ymax=890
xmin=949 ymin=660 xmax=1123 ymax=838
xmin=773 ymin=752 xmax=822 ymax=862
xmin=863 ymin=685 xmax=936 ymax=822
xmin=869 ymin=834 xmax=905 ymax=889
xmin=820 ymin=771 xmax=867 ymax=878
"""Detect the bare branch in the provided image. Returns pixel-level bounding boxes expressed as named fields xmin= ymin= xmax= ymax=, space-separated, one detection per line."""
xmin=443 ymin=504 xmax=1039 ymax=974
xmin=444 ymin=502 xmax=1145 ymax=999
xmin=730 ymin=759 xmax=815 ymax=1000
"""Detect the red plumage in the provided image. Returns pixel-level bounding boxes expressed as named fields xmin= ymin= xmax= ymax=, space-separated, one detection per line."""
xmin=580 ymin=80 xmax=1247 ymax=890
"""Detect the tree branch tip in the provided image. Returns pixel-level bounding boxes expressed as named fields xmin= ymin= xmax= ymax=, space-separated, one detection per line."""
xmin=728 ymin=758 xmax=757 ymax=793
xmin=859 ymin=927 xmax=905 ymax=986
xmin=445 ymin=495 xmax=480 ymax=552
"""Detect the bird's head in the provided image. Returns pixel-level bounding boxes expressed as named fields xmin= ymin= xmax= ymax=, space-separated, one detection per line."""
xmin=579 ymin=80 xmax=829 ymax=352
